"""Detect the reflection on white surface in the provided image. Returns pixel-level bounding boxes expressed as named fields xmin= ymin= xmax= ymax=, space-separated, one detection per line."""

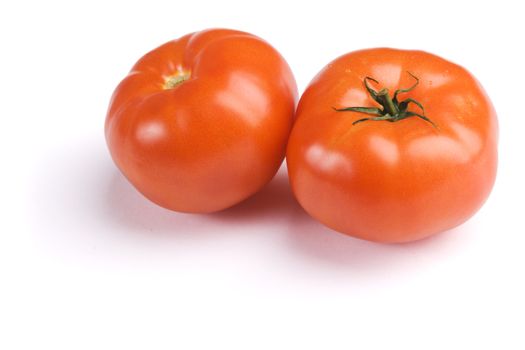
xmin=408 ymin=122 xmax=482 ymax=163
xmin=306 ymin=144 xmax=352 ymax=173
xmin=369 ymin=135 xmax=400 ymax=166
xmin=214 ymin=72 xmax=268 ymax=127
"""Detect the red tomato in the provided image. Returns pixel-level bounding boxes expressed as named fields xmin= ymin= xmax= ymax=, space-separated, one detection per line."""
xmin=105 ymin=29 xmax=297 ymax=213
xmin=286 ymin=48 xmax=498 ymax=243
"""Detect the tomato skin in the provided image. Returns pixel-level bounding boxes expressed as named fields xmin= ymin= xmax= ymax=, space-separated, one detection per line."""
xmin=286 ymin=48 xmax=498 ymax=243
xmin=105 ymin=29 xmax=297 ymax=213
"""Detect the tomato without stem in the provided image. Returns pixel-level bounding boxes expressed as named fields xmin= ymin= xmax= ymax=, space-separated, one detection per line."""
xmin=105 ymin=29 xmax=297 ymax=213
xmin=287 ymin=48 xmax=498 ymax=243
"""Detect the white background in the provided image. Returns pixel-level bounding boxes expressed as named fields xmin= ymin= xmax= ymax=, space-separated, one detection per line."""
xmin=1 ymin=0 xmax=524 ymax=349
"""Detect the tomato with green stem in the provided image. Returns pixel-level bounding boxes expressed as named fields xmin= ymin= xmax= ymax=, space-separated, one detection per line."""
xmin=286 ymin=48 xmax=498 ymax=243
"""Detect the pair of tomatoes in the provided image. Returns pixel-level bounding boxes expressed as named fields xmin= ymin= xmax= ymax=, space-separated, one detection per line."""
xmin=105 ymin=28 xmax=498 ymax=243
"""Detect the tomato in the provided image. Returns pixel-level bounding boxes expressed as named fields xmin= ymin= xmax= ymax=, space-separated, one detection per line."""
xmin=105 ymin=29 xmax=297 ymax=213
xmin=286 ymin=48 xmax=498 ymax=243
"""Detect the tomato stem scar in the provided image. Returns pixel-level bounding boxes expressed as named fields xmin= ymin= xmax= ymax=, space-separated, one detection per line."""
xmin=164 ymin=71 xmax=191 ymax=89
xmin=333 ymin=72 xmax=437 ymax=128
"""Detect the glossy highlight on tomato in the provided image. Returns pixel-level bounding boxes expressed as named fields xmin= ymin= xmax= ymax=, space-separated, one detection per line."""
xmin=286 ymin=48 xmax=498 ymax=243
xmin=105 ymin=29 xmax=297 ymax=213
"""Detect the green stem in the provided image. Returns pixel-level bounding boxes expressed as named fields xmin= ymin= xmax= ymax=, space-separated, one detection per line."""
xmin=333 ymin=72 xmax=437 ymax=128
xmin=378 ymin=90 xmax=398 ymax=116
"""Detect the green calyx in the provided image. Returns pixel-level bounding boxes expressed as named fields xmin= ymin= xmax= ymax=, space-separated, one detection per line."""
xmin=333 ymin=72 xmax=437 ymax=127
